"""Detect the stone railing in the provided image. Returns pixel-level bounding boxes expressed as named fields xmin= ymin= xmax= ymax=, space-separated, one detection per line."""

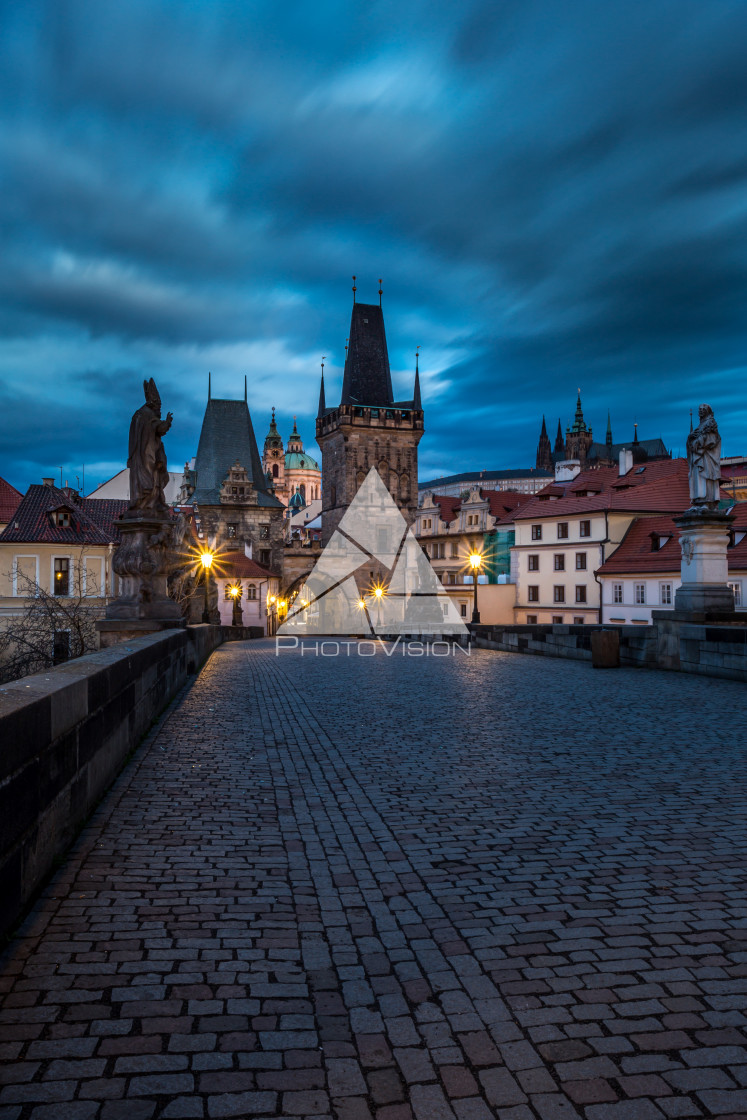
xmin=0 ymin=624 xmax=255 ymax=938
xmin=471 ymin=619 xmax=747 ymax=682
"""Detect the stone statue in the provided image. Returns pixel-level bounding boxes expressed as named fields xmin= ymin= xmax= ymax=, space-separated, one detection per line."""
xmin=127 ymin=378 xmax=173 ymax=513
xmin=686 ymin=404 xmax=721 ymax=507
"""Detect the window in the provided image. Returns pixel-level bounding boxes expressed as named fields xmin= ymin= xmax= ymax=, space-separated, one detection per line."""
xmin=573 ymin=617 xmax=585 ymax=625
xmin=552 ymin=615 xmax=563 ymax=624
xmin=554 ymin=554 xmax=565 ymax=571
xmin=54 ymin=509 xmax=71 ymax=528
xmin=460 ymin=603 xmax=467 ymax=618
xmin=635 ymin=583 xmax=646 ymax=604
xmin=528 ymin=554 xmax=540 ymax=571
xmin=557 ymin=522 xmax=569 ymax=539
xmin=553 ymin=585 xmax=565 ymax=603
xmin=247 ymin=585 xmax=257 ymax=600
xmin=575 ymin=553 xmax=587 ymax=570
xmin=259 ymin=525 xmax=270 ymax=540
xmin=52 ymin=631 xmax=70 ymax=664
xmin=272 ymin=463 xmax=279 ymax=478
xmin=575 ymin=586 xmax=587 ymax=604
xmin=259 ymin=549 xmax=271 ymax=567
xmin=54 ymin=557 xmax=70 ymax=596
xmin=728 ymin=581 xmax=742 ymax=607
xmin=526 ymin=614 xmax=538 ymax=624
xmin=579 ymin=520 xmax=591 ymax=538
xmin=227 ymin=524 xmax=237 ymax=539
xmin=531 ymin=524 xmax=542 ymax=540
xmin=660 ymin=583 xmax=673 ymax=605
xmin=613 ymin=583 xmax=623 ymax=604
xmin=527 ymin=585 xmax=539 ymax=602
xmin=450 ymin=542 xmax=458 ymax=558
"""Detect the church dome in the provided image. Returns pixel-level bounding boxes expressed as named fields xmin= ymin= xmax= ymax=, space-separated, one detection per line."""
xmin=285 ymin=450 xmax=319 ymax=471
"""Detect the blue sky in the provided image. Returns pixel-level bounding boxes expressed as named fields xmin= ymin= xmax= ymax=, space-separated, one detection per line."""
xmin=2 ymin=0 xmax=747 ymax=492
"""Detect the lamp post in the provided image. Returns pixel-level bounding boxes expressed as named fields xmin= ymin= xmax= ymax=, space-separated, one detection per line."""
xmin=229 ymin=582 xmax=243 ymax=627
xmin=469 ymin=552 xmax=482 ymax=624
xmin=373 ymin=584 xmax=384 ymax=629
xmin=268 ymin=594 xmax=276 ymax=636
xmin=201 ymin=550 xmax=214 ymax=623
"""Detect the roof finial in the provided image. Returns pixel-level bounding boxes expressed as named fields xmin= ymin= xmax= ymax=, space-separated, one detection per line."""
xmin=244 ymin=374 xmax=247 ymax=402
xmin=378 ymin=278 xmax=383 ymax=306
xmin=352 ymin=275 xmax=356 ymax=304
xmin=208 ymin=371 xmax=211 ymax=400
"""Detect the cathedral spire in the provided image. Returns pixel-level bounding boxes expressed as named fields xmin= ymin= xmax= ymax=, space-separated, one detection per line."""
xmin=536 ymin=414 xmax=553 ymax=472
xmin=571 ymin=389 xmax=587 ymax=433
xmin=606 ymin=410 xmax=613 ymax=449
xmin=555 ymin=418 xmax=564 ymax=453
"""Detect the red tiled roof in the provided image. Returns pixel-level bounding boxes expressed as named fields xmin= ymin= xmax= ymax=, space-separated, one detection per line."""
xmin=596 ymin=504 xmax=747 ymax=575
xmin=0 ymin=485 xmax=128 ymax=544
xmin=431 ymin=495 xmax=461 ymax=524
xmin=216 ymin=550 xmax=279 ymax=579
xmin=481 ymin=489 xmax=532 ymax=521
xmin=515 ymin=459 xmax=691 ymax=520
xmin=0 ymin=477 xmax=22 ymax=524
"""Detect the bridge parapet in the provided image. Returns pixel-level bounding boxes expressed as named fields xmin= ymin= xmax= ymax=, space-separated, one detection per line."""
xmin=0 ymin=625 xmax=223 ymax=938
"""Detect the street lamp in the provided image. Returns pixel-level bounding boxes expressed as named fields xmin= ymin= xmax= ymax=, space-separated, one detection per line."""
xmin=228 ymin=582 xmax=243 ymax=627
xmin=469 ymin=552 xmax=482 ymax=624
xmin=201 ymin=550 xmax=214 ymax=623
xmin=371 ymin=583 xmax=385 ymax=629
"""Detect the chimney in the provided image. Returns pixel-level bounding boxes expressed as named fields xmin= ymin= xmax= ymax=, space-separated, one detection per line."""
xmin=619 ymin=447 xmax=633 ymax=477
xmin=42 ymin=477 xmax=54 ymax=487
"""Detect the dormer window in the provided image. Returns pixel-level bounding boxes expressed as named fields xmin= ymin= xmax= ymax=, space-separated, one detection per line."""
xmin=54 ymin=509 xmax=71 ymax=527
xmin=650 ymin=533 xmax=672 ymax=552
xmin=729 ymin=530 xmax=746 ymax=548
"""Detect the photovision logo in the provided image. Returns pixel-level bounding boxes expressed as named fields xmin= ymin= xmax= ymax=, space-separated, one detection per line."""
xmin=277 ymin=468 xmax=469 ymax=639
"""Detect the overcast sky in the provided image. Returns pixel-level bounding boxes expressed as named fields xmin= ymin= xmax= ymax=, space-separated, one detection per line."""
xmin=2 ymin=0 xmax=747 ymax=492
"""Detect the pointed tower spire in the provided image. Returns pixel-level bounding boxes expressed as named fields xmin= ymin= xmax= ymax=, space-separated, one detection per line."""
xmin=244 ymin=375 xmax=247 ymax=402
xmin=378 ymin=278 xmax=383 ymax=307
xmin=606 ymin=410 xmax=613 ymax=449
xmin=352 ymin=275 xmax=356 ymax=304
xmin=536 ymin=414 xmax=553 ymax=471
xmin=208 ymin=371 xmax=211 ymax=400
xmin=555 ymin=418 xmax=564 ymax=453
xmin=317 ymin=357 xmax=326 ymax=417
xmin=571 ymin=389 xmax=587 ymax=433
xmin=413 ymin=346 xmax=422 ymax=410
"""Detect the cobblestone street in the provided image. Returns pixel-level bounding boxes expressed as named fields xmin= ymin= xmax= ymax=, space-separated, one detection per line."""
xmin=1 ymin=639 xmax=747 ymax=1120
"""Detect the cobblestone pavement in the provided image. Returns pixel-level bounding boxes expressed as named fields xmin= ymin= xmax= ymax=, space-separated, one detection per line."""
xmin=1 ymin=640 xmax=747 ymax=1120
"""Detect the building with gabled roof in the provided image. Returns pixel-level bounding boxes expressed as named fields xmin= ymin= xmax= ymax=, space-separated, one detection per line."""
xmin=509 ymin=454 xmax=692 ymax=624
xmin=595 ymin=506 xmax=747 ymax=623
xmin=0 ymin=481 xmax=129 ymax=667
xmin=0 ymin=477 xmax=22 ymax=533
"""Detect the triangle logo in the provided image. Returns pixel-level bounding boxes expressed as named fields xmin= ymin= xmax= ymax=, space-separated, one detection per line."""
xmin=278 ymin=468 xmax=469 ymax=637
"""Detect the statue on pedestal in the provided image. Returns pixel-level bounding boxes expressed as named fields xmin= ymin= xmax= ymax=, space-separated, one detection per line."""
xmin=127 ymin=379 xmax=173 ymax=514
xmin=686 ymin=404 xmax=721 ymax=509
xmin=98 ymin=379 xmax=184 ymax=641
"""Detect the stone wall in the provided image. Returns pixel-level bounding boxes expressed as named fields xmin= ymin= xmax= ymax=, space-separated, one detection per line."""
xmin=0 ymin=625 xmax=223 ymax=937
xmin=472 ymin=622 xmax=656 ymax=666
xmin=473 ymin=620 xmax=747 ymax=681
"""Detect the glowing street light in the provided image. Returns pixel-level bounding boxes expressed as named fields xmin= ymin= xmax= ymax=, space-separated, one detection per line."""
xmin=469 ymin=551 xmax=483 ymax=624
xmin=201 ymin=550 xmax=214 ymax=623
xmin=228 ymin=582 xmax=243 ymax=627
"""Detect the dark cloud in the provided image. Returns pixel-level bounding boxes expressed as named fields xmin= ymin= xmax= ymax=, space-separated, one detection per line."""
xmin=1 ymin=0 xmax=746 ymax=492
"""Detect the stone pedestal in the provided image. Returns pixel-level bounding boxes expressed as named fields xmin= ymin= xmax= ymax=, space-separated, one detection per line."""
xmin=99 ymin=514 xmax=184 ymax=649
xmin=674 ymin=507 xmax=735 ymax=613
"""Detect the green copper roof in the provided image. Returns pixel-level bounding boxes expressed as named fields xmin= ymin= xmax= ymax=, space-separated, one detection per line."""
xmin=285 ymin=450 xmax=319 ymax=470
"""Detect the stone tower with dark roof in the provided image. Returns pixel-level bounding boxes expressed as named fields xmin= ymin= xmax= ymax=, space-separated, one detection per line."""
xmin=185 ymin=385 xmax=285 ymax=573
xmin=316 ymin=299 xmax=424 ymax=545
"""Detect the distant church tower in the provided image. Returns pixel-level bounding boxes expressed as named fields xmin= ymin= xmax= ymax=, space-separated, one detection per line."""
xmin=565 ymin=391 xmax=593 ymax=464
xmin=535 ymin=416 xmax=553 ymax=472
xmin=316 ymin=293 xmax=423 ymax=545
xmin=262 ymin=408 xmax=286 ymax=499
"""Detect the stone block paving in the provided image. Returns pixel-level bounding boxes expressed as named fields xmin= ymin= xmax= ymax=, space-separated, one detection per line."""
xmin=1 ymin=639 xmax=747 ymax=1119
